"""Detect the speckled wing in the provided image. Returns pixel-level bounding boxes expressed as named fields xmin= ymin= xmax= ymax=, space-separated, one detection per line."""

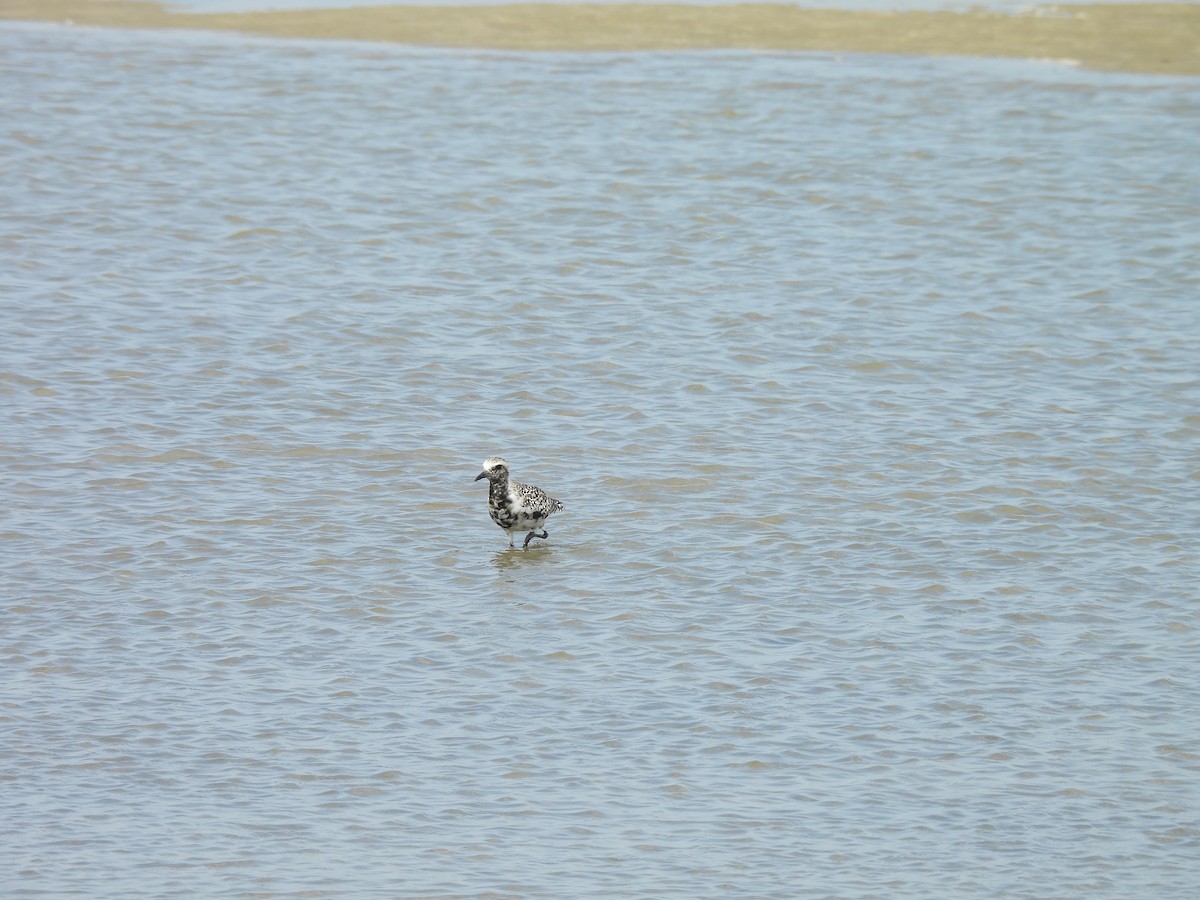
xmin=512 ymin=481 xmax=564 ymax=519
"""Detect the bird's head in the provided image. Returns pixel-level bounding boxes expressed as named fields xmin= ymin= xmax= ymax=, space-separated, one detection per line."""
xmin=474 ymin=457 xmax=508 ymax=483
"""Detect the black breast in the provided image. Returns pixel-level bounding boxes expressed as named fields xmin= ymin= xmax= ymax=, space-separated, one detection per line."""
xmin=488 ymin=481 xmax=518 ymax=528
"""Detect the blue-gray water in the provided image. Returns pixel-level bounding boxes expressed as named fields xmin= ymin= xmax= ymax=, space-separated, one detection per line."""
xmin=3 ymin=21 xmax=1199 ymax=898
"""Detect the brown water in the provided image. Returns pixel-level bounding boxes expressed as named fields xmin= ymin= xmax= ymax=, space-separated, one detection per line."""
xmin=158 ymin=0 xmax=1190 ymax=10
xmin=3 ymin=22 xmax=1199 ymax=898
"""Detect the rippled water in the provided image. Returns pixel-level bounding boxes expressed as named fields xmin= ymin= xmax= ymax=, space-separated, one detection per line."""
xmin=3 ymin=22 xmax=1199 ymax=898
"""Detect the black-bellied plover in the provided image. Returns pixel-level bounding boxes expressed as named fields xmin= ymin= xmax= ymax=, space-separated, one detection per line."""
xmin=474 ymin=457 xmax=564 ymax=549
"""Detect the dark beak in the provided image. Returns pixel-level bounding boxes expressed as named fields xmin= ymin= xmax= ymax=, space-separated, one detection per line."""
xmin=474 ymin=471 xmax=487 ymax=482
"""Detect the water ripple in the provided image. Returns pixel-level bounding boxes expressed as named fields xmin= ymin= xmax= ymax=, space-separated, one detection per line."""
xmin=2 ymin=22 xmax=1199 ymax=900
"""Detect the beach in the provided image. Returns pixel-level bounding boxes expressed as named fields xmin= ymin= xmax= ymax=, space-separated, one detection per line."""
xmin=2 ymin=1 xmax=1198 ymax=75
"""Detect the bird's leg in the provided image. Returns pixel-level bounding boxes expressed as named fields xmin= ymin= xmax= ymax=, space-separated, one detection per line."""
xmin=520 ymin=528 xmax=549 ymax=549
xmin=522 ymin=530 xmax=549 ymax=549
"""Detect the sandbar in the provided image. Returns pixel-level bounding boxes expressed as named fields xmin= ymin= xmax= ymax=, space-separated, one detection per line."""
xmin=2 ymin=0 xmax=1198 ymax=75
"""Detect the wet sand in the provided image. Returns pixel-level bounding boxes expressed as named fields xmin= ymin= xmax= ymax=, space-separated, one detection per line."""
xmin=2 ymin=1 xmax=1197 ymax=75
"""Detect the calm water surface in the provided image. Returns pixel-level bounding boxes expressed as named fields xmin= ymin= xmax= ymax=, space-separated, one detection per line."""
xmin=2 ymin=22 xmax=1199 ymax=898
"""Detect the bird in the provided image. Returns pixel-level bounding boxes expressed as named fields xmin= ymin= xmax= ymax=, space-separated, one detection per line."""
xmin=474 ymin=457 xmax=564 ymax=549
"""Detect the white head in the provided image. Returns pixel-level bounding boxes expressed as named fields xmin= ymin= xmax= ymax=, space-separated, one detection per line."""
xmin=474 ymin=457 xmax=509 ymax=483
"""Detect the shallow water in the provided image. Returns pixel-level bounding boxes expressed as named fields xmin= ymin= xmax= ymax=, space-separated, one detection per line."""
xmin=3 ymin=22 xmax=1199 ymax=898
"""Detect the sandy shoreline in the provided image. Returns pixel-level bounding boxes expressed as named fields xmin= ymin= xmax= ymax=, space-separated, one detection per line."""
xmin=2 ymin=1 xmax=1197 ymax=75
